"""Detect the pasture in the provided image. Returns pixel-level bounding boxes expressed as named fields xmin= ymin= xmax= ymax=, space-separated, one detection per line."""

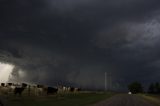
xmin=1 ymin=92 xmax=114 ymax=106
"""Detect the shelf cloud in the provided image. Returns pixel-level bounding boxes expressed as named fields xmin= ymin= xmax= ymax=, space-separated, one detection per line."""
xmin=0 ymin=0 xmax=160 ymax=90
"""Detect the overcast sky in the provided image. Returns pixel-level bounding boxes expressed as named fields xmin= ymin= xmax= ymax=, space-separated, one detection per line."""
xmin=1 ymin=0 xmax=160 ymax=90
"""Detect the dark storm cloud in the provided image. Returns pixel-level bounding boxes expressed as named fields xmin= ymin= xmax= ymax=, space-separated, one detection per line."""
xmin=1 ymin=0 xmax=160 ymax=90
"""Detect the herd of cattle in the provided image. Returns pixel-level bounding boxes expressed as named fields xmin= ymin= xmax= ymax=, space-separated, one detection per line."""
xmin=0 ymin=83 xmax=81 ymax=96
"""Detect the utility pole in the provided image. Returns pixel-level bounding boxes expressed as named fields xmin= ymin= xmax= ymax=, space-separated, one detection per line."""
xmin=105 ymin=72 xmax=107 ymax=91
xmin=109 ymin=72 xmax=112 ymax=91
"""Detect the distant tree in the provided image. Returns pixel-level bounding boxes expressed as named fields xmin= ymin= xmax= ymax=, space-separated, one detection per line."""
xmin=155 ymin=82 xmax=160 ymax=94
xmin=128 ymin=82 xmax=143 ymax=94
xmin=148 ymin=83 xmax=155 ymax=94
xmin=148 ymin=82 xmax=160 ymax=94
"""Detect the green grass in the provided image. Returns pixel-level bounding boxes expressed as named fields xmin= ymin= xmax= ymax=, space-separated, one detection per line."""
xmin=4 ymin=92 xmax=114 ymax=106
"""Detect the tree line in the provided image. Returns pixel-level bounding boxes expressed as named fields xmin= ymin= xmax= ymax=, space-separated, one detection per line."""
xmin=128 ymin=82 xmax=160 ymax=94
xmin=148 ymin=82 xmax=160 ymax=94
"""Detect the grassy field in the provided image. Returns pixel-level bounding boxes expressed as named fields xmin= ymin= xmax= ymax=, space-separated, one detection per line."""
xmin=138 ymin=94 xmax=160 ymax=106
xmin=2 ymin=92 xmax=115 ymax=106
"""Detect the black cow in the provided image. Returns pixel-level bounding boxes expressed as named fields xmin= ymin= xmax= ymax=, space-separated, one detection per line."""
xmin=14 ymin=83 xmax=27 ymax=95
xmin=7 ymin=83 xmax=13 ymax=86
xmin=37 ymin=84 xmax=44 ymax=88
xmin=1 ymin=83 xmax=5 ymax=87
xmin=70 ymin=87 xmax=75 ymax=92
xmin=47 ymin=87 xmax=58 ymax=95
xmin=14 ymin=87 xmax=25 ymax=95
xmin=22 ymin=83 xmax=27 ymax=88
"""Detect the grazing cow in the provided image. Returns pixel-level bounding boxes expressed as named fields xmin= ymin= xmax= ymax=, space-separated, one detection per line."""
xmin=7 ymin=83 xmax=13 ymax=86
xmin=36 ymin=88 xmax=43 ymax=96
xmin=0 ymin=86 xmax=10 ymax=95
xmin=63 ymin=86 xmax=68 ymax=92
xmin=70 ymin=87 xmax=75 ymax=92
xmin=27 ymin=85 xmax=31 ymax=96
xmin=67 ymin=87 xmax=80 ymax=92
xmin=14 ymin=83 xmax=27 ymax=95
xmin=14 ymin=87 xmax=25 ymax=95
xmin=22 ymin=83 xmax=28 ymax=88
xmin=57 ymin=86 xmax=63 ymax=93
xmin=74 ymin=88 xmax=81 ymax=92
xmin=57 ymin=86 xmax=71 ymax=93
xmin=35 ymin=85 xmax=45 ymax=96
xmin=37 ymin=85 xmax=44 ymax=88
xmin=47 ymin=87 xmax=58 ymax=95
xmin=0 ymin=83 xmax=13 ymax=95
xmin=1 ymin=83 xmax=5 ymax=87
xmin=5 ymin=83 xmax=15 ymax=94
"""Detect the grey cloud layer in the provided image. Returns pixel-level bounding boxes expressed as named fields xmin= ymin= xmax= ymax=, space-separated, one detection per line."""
xmin=0 ymin=0 xmax=160 ymax=90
